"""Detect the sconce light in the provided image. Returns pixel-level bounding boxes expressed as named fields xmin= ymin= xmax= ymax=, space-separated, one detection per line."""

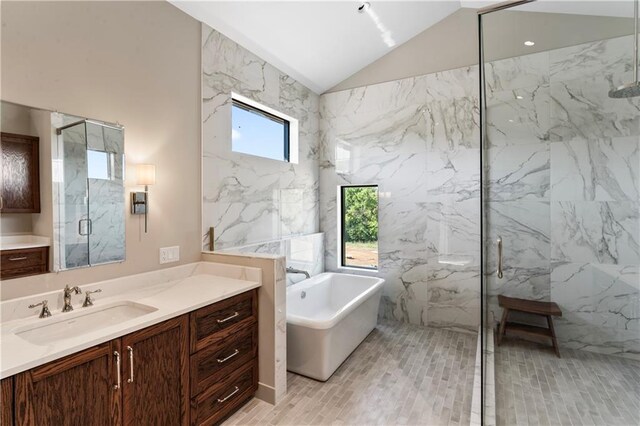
xmin=131 ymin=164 xmax=155 ymax=233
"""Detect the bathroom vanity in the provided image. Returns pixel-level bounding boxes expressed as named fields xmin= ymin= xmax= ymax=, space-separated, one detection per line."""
xmin=0 ymin=263 xmax=260 ymax=425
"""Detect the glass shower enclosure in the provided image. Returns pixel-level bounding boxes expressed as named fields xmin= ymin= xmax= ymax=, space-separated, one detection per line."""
xmin=479 ymin=1 xmax=640 ymax=424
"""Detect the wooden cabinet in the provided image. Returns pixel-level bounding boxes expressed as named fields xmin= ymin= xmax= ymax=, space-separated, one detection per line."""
xmin=1 ymin=378 xmax=13 ymax=426
xmin=14 ymin=341 xmax=120 ymax=425
xmin=190 ymin=289 xmax=258 ymax=426
xmin=5 ymin=289 xmax=258 ymax=426
xmin=122 ymin=316 xmax=189 ymax=426
xmin=0 ymin=133 xmax=40 ymax=213
xmin=0 ymin=247 xmax=49 ymax=280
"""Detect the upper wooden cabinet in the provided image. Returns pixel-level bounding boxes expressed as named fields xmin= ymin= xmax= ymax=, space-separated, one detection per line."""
xmin=0 ymin=132 xmax=40 ymax=213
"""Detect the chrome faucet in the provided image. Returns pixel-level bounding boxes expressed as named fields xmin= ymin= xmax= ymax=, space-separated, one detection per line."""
xmin=82 ymin=289 xmax=102 ymax=307
xmin=62 ymin=285 xmax=82 ymax=312
xmin=286 ymin=266 xmax=310 ymax=279
xmin=29 ymin=300 xmax=52 ymax=318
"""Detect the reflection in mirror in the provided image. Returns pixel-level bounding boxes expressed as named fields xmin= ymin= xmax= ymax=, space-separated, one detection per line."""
xmin=53 ymin=114 xmax=125 ymax=271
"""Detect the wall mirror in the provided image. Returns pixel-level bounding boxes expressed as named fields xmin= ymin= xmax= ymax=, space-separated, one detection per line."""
xmin=53 ymin=113 xmax=125 ymax=270
xmin=0 ymin=100 xmax=125 ymax=279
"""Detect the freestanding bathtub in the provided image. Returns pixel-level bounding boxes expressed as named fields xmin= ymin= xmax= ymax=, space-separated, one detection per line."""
xmin=286 ymin=272 xmax=385 ymax=381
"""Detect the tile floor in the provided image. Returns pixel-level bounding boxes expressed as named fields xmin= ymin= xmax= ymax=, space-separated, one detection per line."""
xmin=495 ymin=338 xmax=640 ymax=426
xmin=224 ymin=321 xmax=477 ymax=426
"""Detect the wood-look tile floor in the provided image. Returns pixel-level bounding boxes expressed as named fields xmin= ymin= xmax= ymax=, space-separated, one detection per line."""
xmin=495 ymin=338 xmax=640 ymax=426
xmin=224 ymin=321 xmax=477 ymax=426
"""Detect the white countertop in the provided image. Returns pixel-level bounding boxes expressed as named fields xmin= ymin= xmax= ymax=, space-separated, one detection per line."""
xmin=0 ymin=235 xmax=51 ymax=250
xmin=0 ymin=262 xmax=261 ymax=378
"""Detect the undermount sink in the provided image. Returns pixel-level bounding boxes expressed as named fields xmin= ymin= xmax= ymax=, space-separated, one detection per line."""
xmin=14 ymin=301 xmax=158 ymax=346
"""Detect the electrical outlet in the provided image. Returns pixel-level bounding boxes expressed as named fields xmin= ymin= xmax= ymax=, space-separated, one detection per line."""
xmin=159 ymin=246 xmax=180 ymax=264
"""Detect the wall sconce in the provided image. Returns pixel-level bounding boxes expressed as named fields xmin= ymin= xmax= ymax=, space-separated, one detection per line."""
xmin=131 ymin=164 xmax=156 ymax=233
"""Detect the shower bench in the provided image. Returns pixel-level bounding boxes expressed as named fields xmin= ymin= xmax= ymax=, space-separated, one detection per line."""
xmin=497 ymin=295 xmax=562 ymax=357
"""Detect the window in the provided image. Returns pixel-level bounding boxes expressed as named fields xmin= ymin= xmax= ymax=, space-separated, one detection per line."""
xmin=87 ymin=150 xmax=115 ymax=180
xmin=231 ymin=97 xmax=290 ymax=162
xmin=341 ymin=185 xmax=379 ymax=269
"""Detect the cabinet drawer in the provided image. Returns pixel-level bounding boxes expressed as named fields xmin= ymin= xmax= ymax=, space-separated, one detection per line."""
xmin=190 ymin=362 xmax=257 ymax=426
xmin=1 ymin=247 xmax=47 ymax=270
xmin=191 ymin=323 xmax=257 ymax=396
xmin=190 ymin=289 xmax=257 ymax=353
xmin=0 ymin=264 xmax=47 ymax=280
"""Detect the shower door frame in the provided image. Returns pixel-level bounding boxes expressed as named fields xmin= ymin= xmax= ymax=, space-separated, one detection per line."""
xmin=476 ymin=1 xmax=536 ymax=424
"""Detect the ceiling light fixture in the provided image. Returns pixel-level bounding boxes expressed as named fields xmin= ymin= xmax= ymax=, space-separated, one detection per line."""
xmin=357 ymin=2 xmax=370 ymax=13
xmin=357 ymin=1 xmax=396 ymax=48
xmin=524 ymin=40 xmax=535 ymax=47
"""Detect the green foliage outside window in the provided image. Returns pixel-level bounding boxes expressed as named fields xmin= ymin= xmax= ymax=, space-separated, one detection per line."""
xmin=343 ymin=186 xmax=378 ymax=243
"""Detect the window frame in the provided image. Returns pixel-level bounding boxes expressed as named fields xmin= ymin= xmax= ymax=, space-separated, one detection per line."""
xmin=230 ymin=93 xmax=298 ymax=164
xmin=340 ymin=184 xmax=379 ymax=270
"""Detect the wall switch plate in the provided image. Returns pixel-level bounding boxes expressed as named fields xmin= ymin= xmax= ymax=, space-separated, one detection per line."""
xmin=159 ymin=246 xmax=180 ymax=264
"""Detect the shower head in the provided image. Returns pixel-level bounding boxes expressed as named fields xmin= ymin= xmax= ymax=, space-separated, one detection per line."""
xmin=609 ymin=0 xmax=640 ymax=99
xmin=609 ymin=81 xmax=640 ymax=98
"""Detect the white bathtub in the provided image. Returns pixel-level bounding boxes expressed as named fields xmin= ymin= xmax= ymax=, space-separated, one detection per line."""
xmin=286 ymin=272 xmax=384 ymax=381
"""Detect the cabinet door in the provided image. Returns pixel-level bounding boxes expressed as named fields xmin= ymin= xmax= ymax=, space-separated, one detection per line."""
xmin=0 ymin=132 xmax=40 ymax=213
xmin=122 ymin=315 xmax=189 ymax=426
xmin=14 ymin=341 xmax=121 ymax=425
xmin=1 ymin=377 xmax=12 ymax=426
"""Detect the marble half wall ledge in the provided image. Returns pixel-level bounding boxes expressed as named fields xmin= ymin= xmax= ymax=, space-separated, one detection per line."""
xmin=212 ymin=232 xmax=325 ymax=286
xmin=201 ymin=251 xmax=287 ymax=405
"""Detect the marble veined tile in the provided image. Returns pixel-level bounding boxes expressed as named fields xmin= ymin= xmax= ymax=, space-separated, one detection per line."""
xmin=549 ymin=75 xmax=640 ymax=142
xmin=485 ymin=142 xmax=550 ymax=201
xmin=551 ymin=136 xmax=639 ymax=202
xmin=202 ymin=27 xmax=280 ymax=106
xmin=425 ymin=97 xmax=480 ymax=151
xmin=336 ymin=150 xmax=429 ymax=202
xmin=421 ymin=65 xmax=479 ymax=102
xmin=377 ymin=200 xmax=428 ymax=259
xmin=425 ymin=199 xmax=480 ymax=267
xmin=426 ymin=147 xmax=480 ymax=203
xmin=484 ymin=51 xmax=549 ymax=93
xmin=551 ymin=201 xmax=640 ymax=265
xmin=550 ymin=35 xmax=635 ymax=87
xmin=426 ymin=262 xmax=481 ymax=332
xmin=485 ymin=201 xmax=550 ymax=268
xmin=328 ymin=104 xmax=429 ymax=156
xmin=551 ymin=262 xmax=639 ymax=332
xmin=209 ymin=201 xmax=280 ymax=250
xmin=486 ymin=84 xmax=551 ymax=147
xmin=486 ymin=265 xmax=550 ymax=300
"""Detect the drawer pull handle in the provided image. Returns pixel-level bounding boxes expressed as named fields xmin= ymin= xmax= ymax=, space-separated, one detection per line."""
xmin=217 ymin=386 xmax=240 ymax=403
xmin=217 ymin=349 xmax=240 ymax=364
xmin=127 ymin=346 xmax=134 ymax=383
xmin=9 ymin=257 xmax=28 ymax=261
xmin=114 ymin=351 xmax=121 ymax=390
xmin=217 ymin=311 xmax=239 ymax=324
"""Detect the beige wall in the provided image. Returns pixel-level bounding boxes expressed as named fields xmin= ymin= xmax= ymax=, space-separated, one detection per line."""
xmin=1 ymin=1 xmax=201 ymax=299
xmin=330 ymin=8 xmax=634 ymax=92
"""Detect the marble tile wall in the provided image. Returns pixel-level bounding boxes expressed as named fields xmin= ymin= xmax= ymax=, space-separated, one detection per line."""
xmin=321 ymin=35 xmax=639 ymax=348
xmin=218 ymin=232 xmax=324 ymax=286
xmin=484 ymin=34 xmax=639 ymax=359
xmin=320 ymin=67 xmax=482 ymax=333
xmin=201 ymin=25 xmax=320 ymax=251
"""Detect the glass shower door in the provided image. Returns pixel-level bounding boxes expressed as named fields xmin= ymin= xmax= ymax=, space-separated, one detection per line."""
xmin=58 ymin=121 xmax=90 ymax=269
xmin=86 ymin=121 xmax=125 ymax=265
xmin=480 ymin=2 xmax=640 ymax=425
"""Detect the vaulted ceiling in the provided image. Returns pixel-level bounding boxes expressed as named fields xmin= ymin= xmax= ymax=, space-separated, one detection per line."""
xmin=170 ymin=1 xmax=636 ymax=94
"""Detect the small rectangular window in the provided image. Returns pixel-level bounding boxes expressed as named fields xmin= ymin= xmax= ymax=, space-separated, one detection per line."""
xmin=231 ymin=98 xmax=290 ymax=162
xmin=341 ymin=185 xmax=379 ymax=269
xmin=87 ymin=149 xmax=114 ymax=180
